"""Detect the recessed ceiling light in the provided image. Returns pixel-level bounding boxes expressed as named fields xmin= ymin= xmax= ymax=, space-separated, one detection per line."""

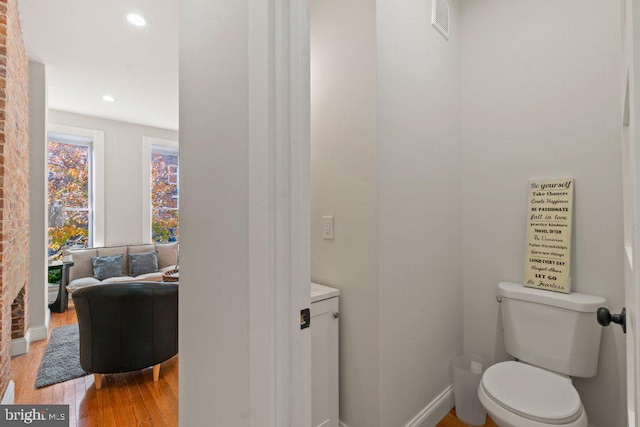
xmin=102 ymin=95 xmax=116 ymax=102
xmin=126 ymin=13 xmax=148 ymax=27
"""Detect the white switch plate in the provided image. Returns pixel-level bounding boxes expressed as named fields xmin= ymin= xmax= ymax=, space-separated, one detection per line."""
xmin=323 ymin=216 xmax=334 ymax=240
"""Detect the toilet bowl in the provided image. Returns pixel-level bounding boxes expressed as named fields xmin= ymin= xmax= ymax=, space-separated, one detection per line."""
xmin=477 ymin=361 xmax=587 ymax=427
xmin=476 ymin=282 xmax=606 ymax=427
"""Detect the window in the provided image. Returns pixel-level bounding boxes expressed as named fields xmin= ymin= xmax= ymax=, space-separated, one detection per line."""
xmin=151 ymin=147 xmax=179 ymax=243
xmin=47 ymin=133 xmax=94 ymax=258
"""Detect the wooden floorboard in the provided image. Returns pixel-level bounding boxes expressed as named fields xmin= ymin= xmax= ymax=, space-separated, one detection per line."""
xmin=9 ymin=302 xmax=178 ymax=426
xmin=438 ymin=408 xmax=498 ymax=427
xmin=12 ymin=302 xmax=502 ymax=427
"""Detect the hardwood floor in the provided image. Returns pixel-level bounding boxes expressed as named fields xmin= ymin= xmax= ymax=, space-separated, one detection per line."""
xmin=10 ymin=302 xmax=178 ymax=427
xmin=438 ymin=408 xmax=498 ymax=427
xmin=11 ymin=302 xmax=496 ymax=427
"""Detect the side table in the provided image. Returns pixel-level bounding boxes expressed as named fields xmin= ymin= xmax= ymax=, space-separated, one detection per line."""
xmin=48 ymin=260 xmax=74 ymax=313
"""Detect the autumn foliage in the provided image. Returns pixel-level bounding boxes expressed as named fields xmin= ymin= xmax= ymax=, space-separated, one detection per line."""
xmin=47 ymin=143 xmax=179 ymax=256
xmin=47 ymin=142 xmax=90 ymax=257
xmin=151 ymin=152 xmax=179 ymax=243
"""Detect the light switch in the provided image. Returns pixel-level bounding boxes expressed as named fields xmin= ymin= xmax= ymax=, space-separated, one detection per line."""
xmin=323 ymin=216 xmax=334 ymax=240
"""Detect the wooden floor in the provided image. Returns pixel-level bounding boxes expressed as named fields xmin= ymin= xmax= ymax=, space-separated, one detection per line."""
xmin=11 ymin=303 xmax=496 ymax=427
xmin=438 ymin=408 xmax=498 ymax=427
xmin=10 ymin=302 xmax=178 ymax=426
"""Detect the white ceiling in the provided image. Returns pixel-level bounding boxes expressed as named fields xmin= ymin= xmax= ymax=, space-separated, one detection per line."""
xmin=19 ymin=0 xmax=179 ymax=130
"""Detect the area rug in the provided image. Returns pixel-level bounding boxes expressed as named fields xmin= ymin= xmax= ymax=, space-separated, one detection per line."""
xmin=35 ymin=324 xmax=88 ymax=388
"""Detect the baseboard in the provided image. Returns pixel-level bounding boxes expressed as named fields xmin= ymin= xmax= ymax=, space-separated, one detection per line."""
xmin=11 ymin=337 xmax=28 ymax=356
xmin=1 ymin=380 xmax=14 ymax=404
xmin=11 ymin=321 xmax=50 ymax=355
xmin=405 ymin=384 xmax=454 ymax=427
xmin=10 ymin=329 xmax=31 ymax=356
xmin=339 ymin=422 xmax=349 ymax=427
xmin=28 ymin=323 xmax=49 ymax=342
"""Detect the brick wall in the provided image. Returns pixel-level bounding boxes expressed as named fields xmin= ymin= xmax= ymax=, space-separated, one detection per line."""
xmin=10 ymin=286 xmax=24 ymax=339
xmin=0 ymin=0 xmax=29 ymax=401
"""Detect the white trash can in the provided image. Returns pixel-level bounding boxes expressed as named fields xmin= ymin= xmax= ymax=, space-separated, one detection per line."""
xmin=452 ymin=354 xmax=488 ymax=426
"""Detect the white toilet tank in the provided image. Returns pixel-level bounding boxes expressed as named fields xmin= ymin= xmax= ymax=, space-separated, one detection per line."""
xmin=499 ymin=282 xmax=607 ymax=378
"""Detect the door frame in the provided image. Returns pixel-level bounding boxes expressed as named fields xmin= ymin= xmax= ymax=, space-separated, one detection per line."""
xmin=622 ymin=0 xmax=640 ymax=423
xmin=179 ymin=0 xmax=311 ymax=424
xmin=248 ymin=0 xmax=311 ymax=425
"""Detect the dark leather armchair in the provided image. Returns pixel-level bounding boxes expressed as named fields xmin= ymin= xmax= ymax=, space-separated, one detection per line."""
xmin=72 ymin=282 xmax=178 ymax=389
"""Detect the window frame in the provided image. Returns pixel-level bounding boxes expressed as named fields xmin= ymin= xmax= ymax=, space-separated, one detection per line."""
xmin=47 ymin=124 xmax=105 ymax=249
xmin=47 ymin=133 xmax=94 ymax=248
xmin=142 ymin=137 xmax=179 ymax=243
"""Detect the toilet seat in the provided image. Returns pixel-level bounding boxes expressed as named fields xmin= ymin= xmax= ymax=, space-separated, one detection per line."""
xmin=480 ymin=361 xmax=583 ymax=425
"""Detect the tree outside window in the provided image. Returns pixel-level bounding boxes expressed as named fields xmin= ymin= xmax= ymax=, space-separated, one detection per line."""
xmin=151 ymin=150 xmax=179 ymax=243
xmin=47 ymin=139 xmax=92 ymax=258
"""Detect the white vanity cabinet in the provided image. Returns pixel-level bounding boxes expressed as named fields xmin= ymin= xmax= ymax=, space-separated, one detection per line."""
xmin=311 ymin=282 xmax=340 ymax=427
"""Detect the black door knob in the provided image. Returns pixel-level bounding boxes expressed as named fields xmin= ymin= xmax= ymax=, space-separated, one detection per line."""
xmin=597 ymin=307 xmax=626 ymax=334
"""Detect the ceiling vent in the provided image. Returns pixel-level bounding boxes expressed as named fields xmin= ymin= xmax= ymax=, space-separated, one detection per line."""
xmin=432 ymin=0 xmax=450 ymax=40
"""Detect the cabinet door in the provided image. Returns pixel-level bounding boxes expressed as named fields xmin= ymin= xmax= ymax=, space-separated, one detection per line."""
xmin=311 ymin=297 xmax=339 ymax=427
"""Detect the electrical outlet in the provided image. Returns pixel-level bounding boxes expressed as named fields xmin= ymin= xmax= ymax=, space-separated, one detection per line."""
xmin=323 ymin=216 xmax=334 ymax=240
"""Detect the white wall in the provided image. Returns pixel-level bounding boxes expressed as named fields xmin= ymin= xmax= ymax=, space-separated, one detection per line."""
xmin=48 ymin=110 xmax=178 ymax=246
xmin=311 ymin=1 xmax=625 ymax=426
xmin=179 ymin=0 xmax=250 ymax=425
xmin=377 ymin=1 xmax=463 ymax=425
xmin=180 ymin=0 xmax=312 ymax=422
xmin=460 ymin=1 xmax=626 ymax=426
xmin=312 ymin=1 xmax=464 ymax=425
xmin=28 ymin=61 xmax=48 ymax=338
xmin=310 ymin=0 xmax=380 ymax=426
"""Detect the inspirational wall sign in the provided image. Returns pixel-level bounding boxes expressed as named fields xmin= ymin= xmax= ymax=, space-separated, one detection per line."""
xmin=524 ymin=178 xmax=574 ymax=293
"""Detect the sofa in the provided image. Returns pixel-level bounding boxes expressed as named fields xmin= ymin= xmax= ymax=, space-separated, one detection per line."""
xmin=73 ymin=282 xmax=178 ymax=389
xmin=65 ymin=242 xmax=178 ymax=293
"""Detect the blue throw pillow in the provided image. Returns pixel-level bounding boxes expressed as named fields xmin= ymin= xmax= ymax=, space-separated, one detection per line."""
xmin=129 ymin=251 xmax=159 ymax=277
xmin=91 ymin=254 xmax=124 ymax=281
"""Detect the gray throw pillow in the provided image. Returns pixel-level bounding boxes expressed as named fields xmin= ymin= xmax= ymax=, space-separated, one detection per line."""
xmin=92 ymin=254 xmax=124 ymax=281
xmin=129 ymin=251 xmax=159 ymax=277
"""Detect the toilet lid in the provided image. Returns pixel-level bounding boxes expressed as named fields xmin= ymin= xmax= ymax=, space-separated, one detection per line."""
xmin=481 ymin=361 xmax=582 ymax=424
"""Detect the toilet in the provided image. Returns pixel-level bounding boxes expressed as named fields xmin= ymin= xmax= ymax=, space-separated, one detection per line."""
xmin=477 ymin=282 xmax=606 ymax=427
